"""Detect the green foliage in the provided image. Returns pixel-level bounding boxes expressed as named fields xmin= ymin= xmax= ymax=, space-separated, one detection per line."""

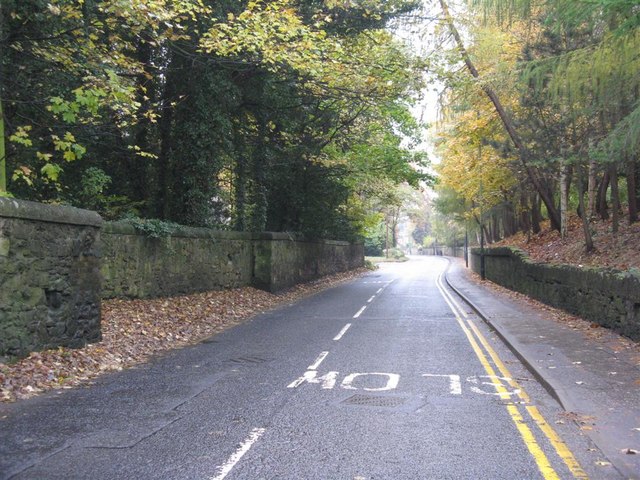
xmin=125 ymin=217 xmax=181 ymax=239
xmin=364 ymin=222 xmax=386 ymax=256
xmin=1 ymin=0 xmax=425 ymax=241
xmin=433 ymin=0 xmax=640 ymax=242
xmin=386 ymin=247 xmax=407 ymax=260
xmin=364 ymin=259 xmax=379 ymax=270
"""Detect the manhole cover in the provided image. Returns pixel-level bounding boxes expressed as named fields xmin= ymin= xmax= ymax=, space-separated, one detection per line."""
xmin=341 ymin=394 xmax=406 ymax=407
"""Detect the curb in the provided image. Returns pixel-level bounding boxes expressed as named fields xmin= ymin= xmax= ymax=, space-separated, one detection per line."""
xmin=443 ymin=261 xmax=573 ymax=412
xmin=442 ymin=260 xmax=640 ymax=479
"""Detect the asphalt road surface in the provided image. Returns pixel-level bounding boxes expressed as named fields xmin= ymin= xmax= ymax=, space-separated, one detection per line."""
xmin=0 ymin=256 xmax=618 ymax=479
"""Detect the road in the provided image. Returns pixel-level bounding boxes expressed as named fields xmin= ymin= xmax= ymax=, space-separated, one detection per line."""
xmin=0 ymin=256 xmax=617 ymax=479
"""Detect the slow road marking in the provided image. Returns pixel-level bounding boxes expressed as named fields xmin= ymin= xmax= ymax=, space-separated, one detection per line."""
xmin=308 ymin=351 xmax=329 ymax=370
xmin=422 ymin=374 xmax=462 ymax=395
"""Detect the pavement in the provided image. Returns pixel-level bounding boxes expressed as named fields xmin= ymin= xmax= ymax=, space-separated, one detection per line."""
xmin=445 ymin=257 xmax=640 ymax=479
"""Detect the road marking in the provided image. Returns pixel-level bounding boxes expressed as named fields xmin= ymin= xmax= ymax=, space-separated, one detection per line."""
xmin=333 ymin=323 xmax=352 ymax=341
xmin=287 ymin=371 xmax=400 ymax=391
xmin=376 ymin=288 xmax=383 ymax=294
xmin=507 ymin=405 xmax=560 ymax=480
xmin=308 ymin=351 xmax=329 ymax=370
xmin=422 ymin=374 xmax=462 ymax=395
xmin=466 ymin=375 xmax=521 ymax=397
xmin=367 ymin=295 xmax=375 ymax=303
xmin=464 ymin=319 xmax=531 ymax=403
xmin=287 ymin=370 xmax=339 ymax=389
xmin=436 ymin=269 xmax=588 ymax=480
xmin=211 ymin=427 xmax=265 ymax=480
xmin=353 ymin=306 xmax=366 ymax=318
xmin=341 ymin=372 xmax=400 ymax=392
xmin=526 ymin=405 xmax=589 ymax=479
xmin=436 ymin=271 xmax=559 ymax=479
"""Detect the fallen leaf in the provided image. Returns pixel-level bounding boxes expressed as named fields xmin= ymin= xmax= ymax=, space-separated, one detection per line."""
xmin=0 ymin=268 xmax=368 ymax=402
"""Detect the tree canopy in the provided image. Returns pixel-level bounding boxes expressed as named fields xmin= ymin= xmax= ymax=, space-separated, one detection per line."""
xmin=430 ymin=0 xmax=640 ymax=248
xmin=0 ymin=0 xmax=429 ymax=241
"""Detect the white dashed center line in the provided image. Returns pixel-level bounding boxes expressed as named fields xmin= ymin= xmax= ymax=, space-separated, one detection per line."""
xmin=353 ymin=306 xmax=366 ymax=318
xmin=211 ymin=427 xmax=266 ymax=480
xmin=333 ymin=323 xmax=352 ymax=341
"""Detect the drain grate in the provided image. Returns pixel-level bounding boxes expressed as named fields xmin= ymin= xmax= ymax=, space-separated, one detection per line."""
xmin=226 ymin=356 xmax=268 ymax=365
xmin=341 ymin=394 xmax=406 ymax=408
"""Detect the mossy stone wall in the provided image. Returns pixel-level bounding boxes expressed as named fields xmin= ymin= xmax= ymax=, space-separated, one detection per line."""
xmin=252 ymin=233 xmax=364 ymax=292
xmin=1 ymin=199 xmax=364 ymax=358
xmin=103 ymin=229 xmax=364 ymax=296
xmin=0 ymin=198 xmax=102 ymax=358
xmin=101 ymin=223 xmax=254 ymax=299
xmin=470 ymin=247 xmax=640 ymax=340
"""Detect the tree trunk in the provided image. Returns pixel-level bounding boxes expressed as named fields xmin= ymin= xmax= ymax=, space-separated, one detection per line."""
xmin=438 ymin=0 xmax=562 ymax=232
xmin=0 ymin=5 xmax=6 ymax=193
xmin=157 ymin=111 xmax=174 ymax=220
xmin=234 ymin=155 xmax=247 ymax=231
xmin=0 ymin=99 xmax=5 ymax=193
xmin=531 ymin=193 xmax=542 ymax=234
xmin=610 ymin=164 xmax=620 ymax=234
xmin=577 ymin=167 xmax=594 ymax=252
xmin=503 ymin=201 xmax=516 ymax=237
xmin=636 ymin=158 xmax=640 ymax=211
xmin=483 ymin=223 xmax=492 ymax=244
xmin=587 ymin=158 xmax=597 ymax=218
xmin=131 ymin=40 xmax=155 ymax=212
xmin=390 ymin=206 xmax=400 ymax=247
xmin=519 ymin=190 xmax=532 ymax=236
xmin=154 ymin=47 xmax=185 ymax=219
xmin=627 ymin=154 xmax=638 ymax=224
xmin=249 ymin=119 xmax=268 ymax=233
xmin=560 ymin=161 xmax=569 ymax=238
xmin=596 ymin=171 xmax=610 ymax=220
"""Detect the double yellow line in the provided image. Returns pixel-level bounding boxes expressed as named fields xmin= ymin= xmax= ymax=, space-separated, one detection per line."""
xmin=436 ymin=270 xmax=588 ymax=480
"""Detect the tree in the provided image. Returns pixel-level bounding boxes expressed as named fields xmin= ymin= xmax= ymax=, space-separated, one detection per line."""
xmin=430 ymin=0 xmax=639 ymax=252
xmin=1 ymin=0 xmax=428 ymax=242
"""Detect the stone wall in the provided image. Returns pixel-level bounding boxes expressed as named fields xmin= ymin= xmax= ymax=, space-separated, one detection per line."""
xmin=101 ymin=223 xmax=254 ymax=299
xmin=103 ymin=228 xmax=364 ymax=296
xmin=470 ymin=247 xmax=640 ymax=341
xmin=421 ymin=246 xmax=464 ymax=258
xmin=1 ymin=199 xmax=364 ymax=357
xmin=0 ymin=198 xmax=102 ymax=358
xmin=252 ymin=233 xmax=364 ymax=292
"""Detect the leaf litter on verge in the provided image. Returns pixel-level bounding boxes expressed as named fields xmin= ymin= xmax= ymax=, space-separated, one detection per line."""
xmin=1 ymin=268 xmax=368 ymax=402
